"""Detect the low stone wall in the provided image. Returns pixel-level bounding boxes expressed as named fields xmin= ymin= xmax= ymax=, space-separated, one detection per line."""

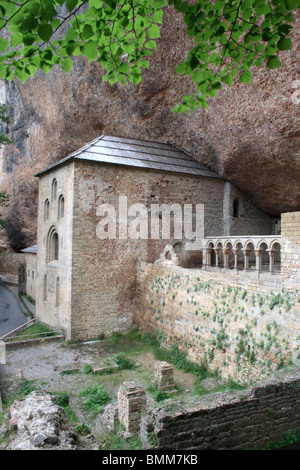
xmin=0 ymin=252 xmax=25 ymax=276
xmin=135 ymin=262 xmax=300 ymax=383
xmin=140 ymin=370 xmax=300 ymax=450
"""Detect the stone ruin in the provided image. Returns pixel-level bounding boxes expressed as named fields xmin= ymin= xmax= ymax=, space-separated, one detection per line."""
xmin=1 ymin=390 xmax=98 ymax=450
xmin=154 ymin=361 xmax=175 ymax=391
xmin=117 ymin=381 xmax=147 ymax=433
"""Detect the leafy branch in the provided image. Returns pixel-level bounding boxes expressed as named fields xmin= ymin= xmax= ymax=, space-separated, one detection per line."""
xmin=0 ymin=0 xmax=297 ymax=110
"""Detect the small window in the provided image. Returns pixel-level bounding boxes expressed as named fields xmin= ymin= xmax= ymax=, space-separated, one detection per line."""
xmin=44 ymin=199 xmax=50 ymax=221
xmin=52 ymin=233 xmax=59 ymax=260
xmin=43 ymin=274 xmax=47 ymax=302
xmin=58 ymin=195 xmax=64 ymax=219
xmin=233 ymin=199 xmax=240 ymax=218
xmin=51 ymin=179 xmax=57 ymax=202
xmin=32 ymin=271 xmax=34 ymax=280
xmin=47 ymin=226 xmax=59 ymax=262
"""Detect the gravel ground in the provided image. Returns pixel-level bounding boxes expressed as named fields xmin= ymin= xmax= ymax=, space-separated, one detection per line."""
xmin=0 ymin=335 xmax=198 ymax=440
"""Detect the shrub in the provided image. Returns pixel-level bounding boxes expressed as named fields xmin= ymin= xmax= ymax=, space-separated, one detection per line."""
xmin=79 ymin=384 xmax=111 ymax=414
xmin=113 ymin=352 xmax=136 ymax=370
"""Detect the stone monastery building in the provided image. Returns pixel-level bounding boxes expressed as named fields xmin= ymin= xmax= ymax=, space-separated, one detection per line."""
xmin=33 ymin=135 xmax=283 ymax=342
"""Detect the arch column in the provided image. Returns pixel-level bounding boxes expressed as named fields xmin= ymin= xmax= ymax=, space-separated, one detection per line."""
xmin=223 ymin=248 xmax=230 ymax=269
xmin=242 ymin=249 xmax=251 ymax=271
xmin=214 ymin=248 xmax=220 ymax=267
xmin=255 ymin=249 xmax=262 ymax=272
xmin=233 ymin=248 xmax=239 ymax=270
xmin=267 ymin=250 xmax=276 ymax=273
xmin=205 ymin=248 xmax=213 ymax=267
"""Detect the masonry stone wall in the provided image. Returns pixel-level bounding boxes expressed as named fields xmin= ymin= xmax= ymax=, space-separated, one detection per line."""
xmin=0 ymin=252 xmax=25 ymax=275
xmin=281 ymin=211 xmax=300 ymax=285
xmin=140 ymin=370 xmax=300 ymax=450
xmin=35 ymin=163 xmax=75 ymax=339
xmin=69 ymin=160 xmax=273 ymax=341
xmin=135 ymin=262 xmax=300 ymax=383
xmin=70 ymin=162 xmax=227 ymax=341
xmin=24 ymin=253 xmax=37 ymax=301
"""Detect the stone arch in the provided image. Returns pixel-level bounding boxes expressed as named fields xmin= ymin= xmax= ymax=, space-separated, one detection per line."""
xmin=46 ymin=226 xmax=59 ymax=262
xmin=156 ymin=244 xmax=179 ymax=265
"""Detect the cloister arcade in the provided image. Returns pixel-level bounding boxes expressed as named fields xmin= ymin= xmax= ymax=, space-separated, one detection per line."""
xmin=203 ymin=236 xmax=281 ymax=274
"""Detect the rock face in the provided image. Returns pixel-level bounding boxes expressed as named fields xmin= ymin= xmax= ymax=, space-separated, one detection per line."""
xmin=0 ymin=6 xmax=299 ymax=250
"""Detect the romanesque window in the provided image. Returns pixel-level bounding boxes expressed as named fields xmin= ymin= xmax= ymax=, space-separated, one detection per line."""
xmin=56 ymin=277 xmax=60 ymax=307
xmin=47 ymin=226 xmax=59 ymax=262
xmin=51 ymin=179 xmax=57 ymax=202
xmin=52 ymin=233 xmax=59 ymax=260
xmin=58 ymin=195 xmax=64 ymax=219
xmin=43 ymin=274 xmax=47 ymax=302
xmin=44 ymin=199 xmax=50 ymax=221
xmin=233 ymin=199 xmax=240 ymax=218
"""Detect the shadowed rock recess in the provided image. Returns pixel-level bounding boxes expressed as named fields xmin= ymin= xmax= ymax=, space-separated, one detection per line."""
xmin=0 ymin=7 xmax=299 ymax=250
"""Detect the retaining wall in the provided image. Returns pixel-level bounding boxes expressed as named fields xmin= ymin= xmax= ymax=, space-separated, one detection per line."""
xmin=140 ymin=370 xmax=300 ymax=450
xmin=135 ymin=262 xmax=300 ymax=383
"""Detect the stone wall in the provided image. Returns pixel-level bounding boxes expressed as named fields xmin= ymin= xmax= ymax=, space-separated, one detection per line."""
xmin=281 ymin=211 xmax=300 ymax=285
xmin=35 ymin=163 xmax=75 ymax=339
xmin=69 ymin=161 xmax=226 ymax=341
xmin=140 ymin=370 xmax=300 ymax=450
xmin=24 ymin=253 xmax=37 ymax=301
xmin=0 ymin=252 xmax=25 ymax=275
xmin=135 ymin=262 xmax=300 ymax=383
xmin=69 ymin=159 xmax=272 ymax=341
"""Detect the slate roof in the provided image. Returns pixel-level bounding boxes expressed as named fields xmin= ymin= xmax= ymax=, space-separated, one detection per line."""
xmin=36 ymin=135 xmax=224 ymax=180
xmin=21 ymin=245 xmax=37 ymax=254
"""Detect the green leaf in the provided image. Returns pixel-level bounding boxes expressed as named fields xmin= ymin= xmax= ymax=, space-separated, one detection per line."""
xmin=277 ymin=37 xmax=292 ymax=51
xmin=62 ymin=57 xmax=73 ymax=73
xmin=38 ymin=24 xmax=53 ymax=42
xmin=10 ymin=32 xmax=23 ymax=48
xmin=285 ymin=0 xmax=300 ymax=9
xmin=151 ymin=9 xmax=164 ymax=24
xmin=175 ymin=62 xmax=186 ymax=74
xmin=239 ymin=70 xmax=252 ymax=83
xmin=221 ymin=74 xmax=233 ymax=86
xmin=66 ymin=0 xmax=78 ymax=12
xmin=81 ymin=24 xmax=94 ymax=40
xmin=267 ymin=55 xmax=281 ymax=69
xmin=147 ymin=24 xmax=160 ymax=39
xmin=144 ymin=40 xmax=157 ymax=49
xmin=81 ymin=40 xmax=98 ymax=61
xmin=0 ymin=38 xmax=8 ymax=52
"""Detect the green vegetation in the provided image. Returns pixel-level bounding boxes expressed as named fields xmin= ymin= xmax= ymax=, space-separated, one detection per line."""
xmin=0 ymin=1 xmax=298 ymax=111
xmin=79 ymin=384 xmax=111 ymax=415
xmin=264 ymin=430 xmax=300 ymax=450
xmin=10 ymin=322 xmax=56 ymax=341
xmin=0 ymin=190 xmax=9 ymax=229
xmin=113 ymin=352 xmax=136 ymax=370
xmin=98 ymin=422 xmax=142 ymax=450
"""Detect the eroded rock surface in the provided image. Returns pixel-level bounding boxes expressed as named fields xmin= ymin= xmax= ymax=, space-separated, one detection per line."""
xmin=0 ymin=6 xmax=299 ymax=249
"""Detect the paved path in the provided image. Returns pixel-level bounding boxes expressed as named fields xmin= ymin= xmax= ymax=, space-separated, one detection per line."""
xmin=0 ymin=281 xmax=27 ymax=338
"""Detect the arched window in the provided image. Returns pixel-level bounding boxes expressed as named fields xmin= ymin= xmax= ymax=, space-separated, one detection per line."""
xmin=233 ymin=199 xmax=240 ymax=218
xmin=44 ymin=199 xmax=50 ymax=221
xmin=58 ymin=195 xmax=64 ymax=219
xmin=52 ymin=233 xmax=59 ymax=260
xmin=43 ymin=274 xmax=47 ymax=302
xmin=51 ymin=178 xmax=57 ymax=202
xmin=47 ymin=226 xmax=59 ymax=262
xmin=56 ymin=277 xmax=60 ymax=307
